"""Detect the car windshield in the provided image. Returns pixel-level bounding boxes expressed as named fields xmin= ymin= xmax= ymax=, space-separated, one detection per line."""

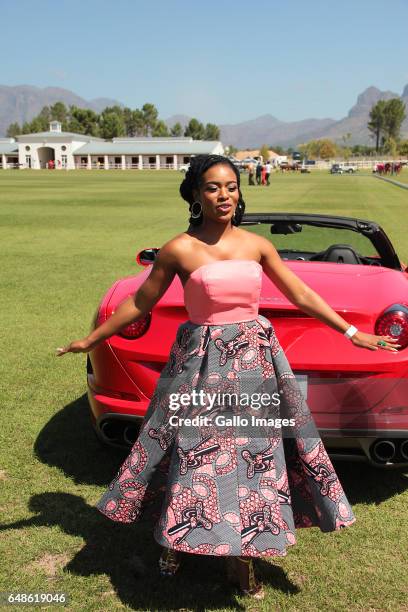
xmin=244 ymin=222 xmax=380 ymax=261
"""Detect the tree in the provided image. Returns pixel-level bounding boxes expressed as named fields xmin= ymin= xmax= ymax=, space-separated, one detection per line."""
xmin=6 ymin=122 xmax=21 ymax=137
xmin=141 ymin=103 xmax=159 ymax=136
xmin=298 ymin=140 xmax=319 ymax=159
xmin=259 ymin=144 xmax=270 ymax=162
xmin=99 ymin=111 xmax=125 ymax=139
xmin=318 ymin=139 xmax=337 ymax=159
xmin=351 ymin=144 xmax=375 ymax=157
xmin=297 ymin=144 xmax=308 ymax=158
xmin=21 ymin=121 xmax=32 ymax=134
xmin=170 ymin=122 xmax=183 ymax=137
xmin=383 ymin=136 xmax=398 ymax=157
xmin=298 ymin=139 xmax=337 ymax=160
xmin=29 ymin=117 xmax=48 ymax=133
xmin=368 ymin=100 xmax=387 ymax=152
xmin=339 ymin=145 xmax=352 ymax=160
xmin=102 ymin=105 xmax=124 ymax=117
xmin=351 ymin=144 xmax=362 ymax=157
xmin=341 ymin=133 xmax=352 ymax=160
xmin=68 ymin=106 xmax=100 ymax=136
xmin=269 ymin=145 xmax=285 ymax=155
xmin=123 ymin=107 xmax=135 ymax=136
xmin=37 ymin=106 xmax=51 ymax=130
xmin=398 ymin=140 xmax=408 ymax=156
xmin=383 ymin=98 xmax=406 ymax=141
xmin=203 ymin=123 xmax=220 ymax=140
xmin=50 ymin=102 xmax=68 ymax=123
xmin=152 ymin=120 xmax=169 ymax=137
xmin=184 ymin=118 xmax=205 ymax=140
xmin=133 ymin=109 xmax=146 ymax=136
xmin=121 ymin=108 xmax=145 ymax=137
xmin=368 ymin=98 xmax=406 ymax=152
xmin=66 ymin=116 xmax=84 ymax=135
xmin=4 ymin=99 xmax=218 ymax=143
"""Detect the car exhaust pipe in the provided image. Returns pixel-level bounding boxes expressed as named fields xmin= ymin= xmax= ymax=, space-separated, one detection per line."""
xmin=370 ymin=439 xmax=396 ymax=463
xmin=123 ymin=424 xmax=139 ymax=446
xmin=100 ymin=420 xmax=122 ymax=442
xmin=399 ymin=439 xmax=408 ymax=461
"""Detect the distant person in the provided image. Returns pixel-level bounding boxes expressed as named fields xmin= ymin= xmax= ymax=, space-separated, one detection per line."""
xmin=265 ymin=161 xmax=272 ymax=185
xmin=261 ymin=164 xmax=267 ymax=185
xmin=255 ymin=161 xmax=262 ymax=185
xmin=247 ymin=162 xmax=255 ymax=186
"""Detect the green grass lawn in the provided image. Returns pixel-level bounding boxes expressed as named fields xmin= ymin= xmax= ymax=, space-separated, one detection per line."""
xmin=382 ymin=168 xmax=408 ymax=184
xmin=1 ymin=170 xmax=408 ymax=611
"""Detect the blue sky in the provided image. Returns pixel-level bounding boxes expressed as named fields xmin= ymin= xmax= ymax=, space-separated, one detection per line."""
xmin=1 ymin=0 xmax=407 ymax=124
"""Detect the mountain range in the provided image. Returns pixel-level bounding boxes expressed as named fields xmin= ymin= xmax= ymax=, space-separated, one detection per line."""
xmin=1 ymin=83 xmax=407 ymax=148
xmin=0 ymin=85 xmax=120 ymax=136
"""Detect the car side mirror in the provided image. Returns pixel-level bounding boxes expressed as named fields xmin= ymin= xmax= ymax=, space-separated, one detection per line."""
xmin=136 ymin=248 xmax=160 ymax=266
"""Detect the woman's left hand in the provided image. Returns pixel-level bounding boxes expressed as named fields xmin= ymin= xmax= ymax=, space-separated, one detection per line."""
xmin=351 ymin=331 xmax=401 ymax=352
xmin=56 ymin=337 xmax=95 ymax=356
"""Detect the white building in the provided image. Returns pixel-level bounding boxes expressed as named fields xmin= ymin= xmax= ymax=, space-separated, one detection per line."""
xmin=0 ymin=121 xmax=224 ymax=170
xmin=0 ymin=138 xmax=19 ymax=168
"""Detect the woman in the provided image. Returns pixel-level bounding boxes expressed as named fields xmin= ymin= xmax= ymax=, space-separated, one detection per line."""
xmin=247 ymin=161 xmax=255 ymax=186
xmin=261 ymin=163 xmax=267 ymax=185
xmin=57 ymin=154 xmax=399 ymax=600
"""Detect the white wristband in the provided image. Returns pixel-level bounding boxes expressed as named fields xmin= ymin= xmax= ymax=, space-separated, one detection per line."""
xmin=344 ymin=325 xmax=358 ymax=339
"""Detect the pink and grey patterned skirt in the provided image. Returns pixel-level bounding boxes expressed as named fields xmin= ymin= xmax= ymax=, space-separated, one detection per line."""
xmin=96 ymin=315 xmax=355 ymax=557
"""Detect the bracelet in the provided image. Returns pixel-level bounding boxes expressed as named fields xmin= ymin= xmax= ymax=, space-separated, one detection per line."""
xmin=344 ymin=325 xmax=358 ymax=339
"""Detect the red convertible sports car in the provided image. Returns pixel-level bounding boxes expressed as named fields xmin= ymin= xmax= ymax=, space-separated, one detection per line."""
xmin=87 ymin=213 xmax=408 ymax=467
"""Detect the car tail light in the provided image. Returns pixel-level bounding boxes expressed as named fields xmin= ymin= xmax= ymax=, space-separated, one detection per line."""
xmin=118 ymin=312 xmax=152 ymax=339
xmin=375 ymin=303 xmax=408 ymax=350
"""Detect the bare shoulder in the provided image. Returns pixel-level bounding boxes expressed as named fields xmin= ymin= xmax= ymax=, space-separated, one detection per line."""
xmin=155 ymin=233 xmax=195 ymax=269
xmin=233 ymin=227 xmax=278 ymax=257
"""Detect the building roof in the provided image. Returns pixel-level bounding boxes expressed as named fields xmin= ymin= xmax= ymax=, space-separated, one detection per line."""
xmin=112 ymin=136 xmax=194 ymax=143
xmin=235 ymin=149 xmax=280 ymax=160
xmin=0 ymin=141 xmax=18 ymax=154
xmin=73 ymin=140 xmax=223 ymax=155
xmin=16 ymin=131 xmax=103 ymax=142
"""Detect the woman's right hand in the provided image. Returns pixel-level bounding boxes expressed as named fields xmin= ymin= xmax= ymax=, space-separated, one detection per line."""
xmin=55 ymin=244 xmax=178 ymax=359
xmin=56 ymin=337 xmax=95 ymax=356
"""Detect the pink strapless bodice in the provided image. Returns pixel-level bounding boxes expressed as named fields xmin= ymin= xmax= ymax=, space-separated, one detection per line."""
xmin=183 ymin=259 xmax=263 ymax=324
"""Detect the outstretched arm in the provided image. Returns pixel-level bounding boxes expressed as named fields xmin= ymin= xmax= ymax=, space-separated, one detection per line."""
xmin=56 ymin=245 xmax=177 ymax=356
xmin=259 ymin=237 xmax=400 ymax=352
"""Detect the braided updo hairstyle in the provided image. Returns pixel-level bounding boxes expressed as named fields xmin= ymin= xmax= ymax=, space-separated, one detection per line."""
xmin=179 ymin=154 xmax=246 ymax=226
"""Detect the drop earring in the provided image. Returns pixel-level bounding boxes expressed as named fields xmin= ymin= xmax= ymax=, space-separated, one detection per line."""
xmin=190 ymin=201 xmax=202 ymax=219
